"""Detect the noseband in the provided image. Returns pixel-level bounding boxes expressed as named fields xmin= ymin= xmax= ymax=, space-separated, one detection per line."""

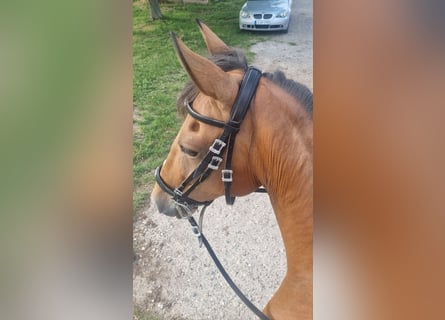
xmin=155 ymin=66 xmax=262 ymax=216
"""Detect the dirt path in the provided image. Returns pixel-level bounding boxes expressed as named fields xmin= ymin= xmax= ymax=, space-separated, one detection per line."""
xmin=133 ymin=1 xmax=312 ymax=319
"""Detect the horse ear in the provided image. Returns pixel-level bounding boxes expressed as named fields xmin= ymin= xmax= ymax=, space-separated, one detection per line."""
xmin=170 ymin=32 xmax=238 ymax=106
xmin=196 ymin=19 xmax=230 ymax=55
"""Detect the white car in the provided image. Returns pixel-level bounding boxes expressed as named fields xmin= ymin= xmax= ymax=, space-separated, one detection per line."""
xmin=239 ymin=0 xmax=292 ymax=32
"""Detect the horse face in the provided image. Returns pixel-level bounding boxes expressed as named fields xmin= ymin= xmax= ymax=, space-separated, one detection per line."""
xmin=151 ymin=25 xmax=257 ymax=218
xmin=151 ymin=94 xmax=231 ymax=218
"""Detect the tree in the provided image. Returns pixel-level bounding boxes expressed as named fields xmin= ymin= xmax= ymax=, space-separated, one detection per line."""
xmin=148 ymin=0 xmax=162 ymax=20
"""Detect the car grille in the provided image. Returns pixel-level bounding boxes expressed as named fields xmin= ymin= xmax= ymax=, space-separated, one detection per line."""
xmin=253 ymin=13 xmax=273 ymax=19
xmin=242 ymin=24 xmax=285 ymax=30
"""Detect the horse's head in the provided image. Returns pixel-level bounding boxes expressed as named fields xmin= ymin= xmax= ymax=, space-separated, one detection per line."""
xmin=151 ymin=21 xmax=261 ymax=218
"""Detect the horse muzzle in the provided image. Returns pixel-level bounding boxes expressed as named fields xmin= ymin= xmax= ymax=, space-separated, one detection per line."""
xmin=151 ymin=185 xmax=198 ymax=219
xmin=153 ymin=164 xmax=212 ymax=219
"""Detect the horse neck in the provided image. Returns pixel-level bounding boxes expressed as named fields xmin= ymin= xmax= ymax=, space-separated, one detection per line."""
xmin=249 ymin=83 xmax=313 ymax=278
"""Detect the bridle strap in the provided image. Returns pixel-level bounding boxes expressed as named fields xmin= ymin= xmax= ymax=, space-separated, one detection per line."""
xmin=156 ymin=66 xmax=270 ymax=319
xmin=155 ymin=66 xmax=262 ymax=210
xmin=222 ymin=66 xmax=262 ymax=204
xmin=185 ymin=101 xmax=226 ymax=128
xmin=229 ymin=67 xmax=262 ymax=124
xmin=155 ymin=165 xmax=213 ymax=207
xmin=190 ymin=66 xmax=262 ymax=205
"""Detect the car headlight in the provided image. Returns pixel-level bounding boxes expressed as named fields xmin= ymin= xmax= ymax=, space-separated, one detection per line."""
xmin=240 ymin=10 xmax=251 ymax=18
xmin=276 ymin=10 xmax=289 ymax=18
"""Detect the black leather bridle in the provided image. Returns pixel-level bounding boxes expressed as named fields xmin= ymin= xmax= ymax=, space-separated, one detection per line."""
xmin=154 ymin=66 xmax=270 ymax=320
xmin=155 ymin=66 xmax=263 ymax=217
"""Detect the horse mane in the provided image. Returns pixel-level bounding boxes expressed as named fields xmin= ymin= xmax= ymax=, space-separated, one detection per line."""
xmin=262 ymin=70 xmax=313 ymax=117
xmin=177 ymin=49 xmax=313 ymax=118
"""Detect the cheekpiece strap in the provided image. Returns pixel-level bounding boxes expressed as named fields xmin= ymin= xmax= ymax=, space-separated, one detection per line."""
xmin=222 ymin=66 xmax=262 ymax=205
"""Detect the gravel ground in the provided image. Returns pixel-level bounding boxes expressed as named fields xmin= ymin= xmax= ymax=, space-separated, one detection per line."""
xmin=133 ymin=1 xmax=312 ymax=319
xmin=250 ymin=0 xmax=313 ymax=90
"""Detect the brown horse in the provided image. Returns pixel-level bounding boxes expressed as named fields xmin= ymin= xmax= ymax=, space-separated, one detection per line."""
xmin=151 ymin=21 xmax=312 ymax=320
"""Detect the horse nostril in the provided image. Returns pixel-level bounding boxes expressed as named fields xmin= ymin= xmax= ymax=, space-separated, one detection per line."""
xmin=152 ymin=195 xmax=178 ymax=217
xmin=157 ymin=202 xmax=178 ymax=217
xmin=162 ymin=207 xmax=178 ymax=217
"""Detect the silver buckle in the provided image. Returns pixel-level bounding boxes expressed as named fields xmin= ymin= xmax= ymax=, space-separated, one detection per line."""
xmin=208 ymin=156 xmax=223 ymax=170
xmin=175 ymin=202 xmax=194 ymax=219
xmin=209 ymin=139 xmax=226 ymax=154
xmin=174 ymin=189 xmax=183 ymax=197
xmin=191 ymin=225 xmax=201 ymax=237
xmin=222 ymin=169 xmax=233 ymax=182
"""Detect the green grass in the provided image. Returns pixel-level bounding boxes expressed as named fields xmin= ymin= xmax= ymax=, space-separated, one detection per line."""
xmin=133 ymin=0 xmax=269 ymax=214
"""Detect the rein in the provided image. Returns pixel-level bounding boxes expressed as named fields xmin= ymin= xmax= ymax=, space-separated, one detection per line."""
xmin=155 ymin=66 xmax=270 ymax=319
xmin=188 ymin=214 xmax=270 ymax=320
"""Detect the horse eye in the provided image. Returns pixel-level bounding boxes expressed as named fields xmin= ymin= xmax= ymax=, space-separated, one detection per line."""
xmin=180 ymin=145 xmax=198 ymax=157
